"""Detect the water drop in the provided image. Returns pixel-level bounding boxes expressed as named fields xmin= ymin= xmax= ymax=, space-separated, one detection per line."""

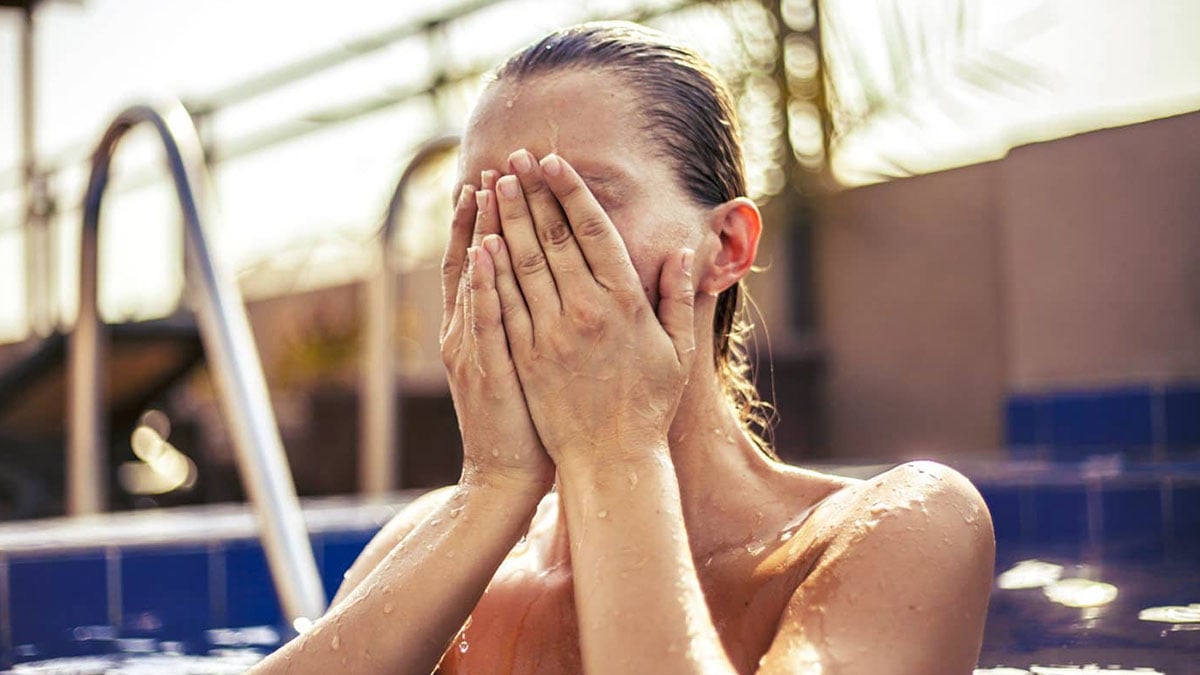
xmin=505 ymin=99 xmax=514 ymax=108
xmin=458 ymin=639 xmax=469 ymax=653
xmin=779 ymin=530 xmax=794 ymax=542
xmin=512 ymin=452 xmax=520 ymax=460
xmin=627 ymin=472 xmax=639 ymax=489
xmin=491 ymin=448 xmax=500 ymax=458
xmin=330 ymin=635 xmax=341 ymax=651
xmin=597 ymin=510 xmax=608 ymax=519
xmin=450 ymin=505 xmax=465 ymax=519
xmin=383 ymin=603 xmax=394 ymax=614
xmin=446 ymin=550 xmax=456 ymax=559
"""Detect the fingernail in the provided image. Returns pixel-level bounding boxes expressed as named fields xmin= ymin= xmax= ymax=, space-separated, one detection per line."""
xmin=483 ymin=234 xmax=501 ymax=255
xmin=481 ymin=170 xmax=497 ymax=190
xmin=509 ymin=149 xmax=533 ymax=174
xmin=540 ymin=153 xmax=562 ymax=177
xmin=458 ymin=184 xmax=474 ymax=207
xmin=475 ymin=189 xmax=489 ymax=212
xmin=467 ymin=246 xmax=477 ymax=269
xmin=497 ymin=175 xmax=520 ymax=198
xmin=681 ymin=249 xmax=694 ymax=276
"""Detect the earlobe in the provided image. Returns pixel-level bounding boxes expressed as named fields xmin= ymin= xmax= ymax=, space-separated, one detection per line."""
xmin=698 ymin=197 xmax=762 ymax=295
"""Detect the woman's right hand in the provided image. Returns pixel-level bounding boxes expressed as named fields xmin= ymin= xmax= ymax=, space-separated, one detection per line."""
xmin=440 ymin=173 xmax=554 ymax=496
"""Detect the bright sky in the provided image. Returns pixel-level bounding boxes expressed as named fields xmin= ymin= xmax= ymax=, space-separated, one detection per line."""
xmin=0 ymin=0 xmax=1197 ymax=343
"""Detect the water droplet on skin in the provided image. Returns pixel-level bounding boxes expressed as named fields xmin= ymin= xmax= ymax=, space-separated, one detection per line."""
xmin=330 ymin=635 xmax=341 ymax=651
xmin=450 ymin=505 xmax=465 ymax=519
xmin=505 ymin=99 xmax=514 ymax=108
xmin=745 ymin=542 xmax=766 ymax=556
xmin=597 ymin=510 xmax=608 ymax=519
xmin=446 ymin=550 xmax=456 ymax=558
xmin=780 ymin=530 xmax=794 ymax=542
xmin=383 ymin=603 xmax=394 ymax=614
xmin=628 ymin=472 xmax=638 ymax=489
xmin=491 ymin=448 xmax=500 ymax=458
xmin=458 ymin=639 xmax=469 ymax=653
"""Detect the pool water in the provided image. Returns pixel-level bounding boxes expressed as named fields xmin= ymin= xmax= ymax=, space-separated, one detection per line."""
xmin=1 ymin=456 xmax=1197 ymax=674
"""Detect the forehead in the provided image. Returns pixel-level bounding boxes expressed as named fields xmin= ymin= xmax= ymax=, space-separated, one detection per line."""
xmin=459 ymin=70 xmax=653 ymax=185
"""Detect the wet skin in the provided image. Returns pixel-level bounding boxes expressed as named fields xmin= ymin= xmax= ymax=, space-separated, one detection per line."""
xmin=348 ymin=69 xmax=992 ymax=674
xmin=308 ymin=69 xmax=996 ymax=675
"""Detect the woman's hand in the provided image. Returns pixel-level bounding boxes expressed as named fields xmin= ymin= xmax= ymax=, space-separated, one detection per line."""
xmin=480 ymin=149 xmax=696 ymax=473
xmin=440 ymin=177 xmax=554 ymax=495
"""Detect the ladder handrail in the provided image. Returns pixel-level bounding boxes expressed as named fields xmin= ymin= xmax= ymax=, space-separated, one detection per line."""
xmin=360 ymin=134 xmax=460 ymax=495
xmin=69 ymin=101 xmax=327 ymax=625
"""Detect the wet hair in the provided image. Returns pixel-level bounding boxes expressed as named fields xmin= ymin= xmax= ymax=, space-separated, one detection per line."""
xmin=493 ymin=21 xmax=775 ymax=458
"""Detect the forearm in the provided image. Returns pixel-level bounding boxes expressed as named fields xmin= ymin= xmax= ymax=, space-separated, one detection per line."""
xmin=559 ymin=450 xmax=737 ymax=675
xmin=251 ymin=480 xmax=543 ymax=675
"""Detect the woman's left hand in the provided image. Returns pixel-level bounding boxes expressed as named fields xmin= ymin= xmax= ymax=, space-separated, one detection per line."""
xmin=480 ymin=149 xmax=696 ymax=474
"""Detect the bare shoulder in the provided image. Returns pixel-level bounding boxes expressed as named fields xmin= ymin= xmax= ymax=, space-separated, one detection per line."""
xmin=331 ymin=486 xmax=457 ymax=607
xmin=823 ymin=460 xmax=995 ymax=586
xmin=760 ymin=461 xmax=996 ymax=674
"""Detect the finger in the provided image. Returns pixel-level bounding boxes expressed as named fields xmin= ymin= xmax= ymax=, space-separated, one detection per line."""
xmin=481 ymin=169 xmax=499 ymax=192
xmin=468 ymin=242 xmax=518 ymax=377
xmin=472 ymin=187 xmax=500 ymax=248
xmin=538 ymin=153 xmax=641 ymax=293
xmin=482 ymin=233 xmax=533 ymax=354
xmin=495 ymin=173 xmax=562 ymax=323
xmin=657 ymin=248 xmax=697 ymax=367
xmin=443 ymin=238 xmax=473 ymax=345
xmin=441 ymin=184 xmax=478 ymax=341
xmin=507 ymin=149 xmax=592 ymax=294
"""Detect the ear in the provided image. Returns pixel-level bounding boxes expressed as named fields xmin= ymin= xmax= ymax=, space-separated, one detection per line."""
xmin=698 ymin=197 xmax=761 ymax=295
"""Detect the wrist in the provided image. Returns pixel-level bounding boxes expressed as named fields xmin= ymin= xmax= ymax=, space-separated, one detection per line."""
xmin=556 ymin=440 xmax=674 ymax=492
xmin=458 ymin=467 xmax=551 ymax=505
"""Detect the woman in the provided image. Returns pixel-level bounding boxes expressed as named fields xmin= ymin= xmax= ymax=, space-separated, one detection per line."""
xmin=252 ymin=21 xmax=994 ymax=675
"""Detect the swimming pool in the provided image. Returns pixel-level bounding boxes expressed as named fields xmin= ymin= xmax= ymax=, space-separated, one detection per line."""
xmin=1 ymin=456 xmax=1197 ymax=673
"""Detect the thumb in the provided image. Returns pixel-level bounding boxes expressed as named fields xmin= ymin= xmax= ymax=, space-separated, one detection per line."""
xmin=657 ymin=248 xmax=696 ymax=366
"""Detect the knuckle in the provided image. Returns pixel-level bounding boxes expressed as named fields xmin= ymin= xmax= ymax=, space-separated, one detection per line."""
xmin=517 ymin=251 xmax=548 ymax=275
xmin=566 ymin=303 xmax=602 ymax=330
xmin=540 ymin=218 xmax=573 ymax=248
xmin=611 ymin=287 xmax=644 ymax=310
xmin=576 ymin=215 xmax=609 ymax=239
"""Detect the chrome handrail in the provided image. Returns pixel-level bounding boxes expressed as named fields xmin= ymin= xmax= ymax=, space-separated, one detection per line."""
xmin=68 ymin=101 xmax=327 ymax=625
xmin=360 ymin=134 xmax=460 ymax=495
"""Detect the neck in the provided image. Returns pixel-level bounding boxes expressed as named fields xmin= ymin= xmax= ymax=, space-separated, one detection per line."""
xmin=665 ymin=365 xmax=787 ymax=557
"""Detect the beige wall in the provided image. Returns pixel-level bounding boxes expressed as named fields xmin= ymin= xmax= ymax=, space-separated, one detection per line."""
xmin=814 ymin=110 xmax=1200 ymax=459
xmin=816 ymin=161 xmax=1006 ymax=459
xmin=1001 ymin=112 xmax=1200 ymax=390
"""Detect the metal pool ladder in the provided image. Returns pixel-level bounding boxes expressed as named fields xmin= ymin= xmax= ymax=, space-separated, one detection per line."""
xmin=359 ymin=134 xmax=460 ymax=495
xmin=68 ymin=101 xmax=327 ymax=625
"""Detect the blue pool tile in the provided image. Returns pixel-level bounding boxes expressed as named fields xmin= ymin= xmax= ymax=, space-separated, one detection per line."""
xmin=8 ymin=552 xmax=108 ymax=648
xmin=1164 ymin=385 xmax=1200 ymax=446
xmin=1031 ymin=486 xmax=1088 ymax=544
xmin=1049 ymin=387 xmax=1153 ymax=447
xmin=319 ymin=530 xmax=378 ymax=603
xmin=1172 ymin=483 xmax=1200 ymax=544
xmin=1101 ymin=484 xmax=1163 ymax=541
xmin=1005 ymin=395 xmax=1045 ymax=446
xmin=120 ymin=546 xmax=209 ymax=639
xmin=224 ymin=541 xmax=281 ymax=628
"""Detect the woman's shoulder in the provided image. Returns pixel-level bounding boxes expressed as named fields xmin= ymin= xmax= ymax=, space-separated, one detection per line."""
xmin=756 ymin=462 xmax=995 ymax=671
xmin=794 ymin=460 xmax=996 ymax=602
